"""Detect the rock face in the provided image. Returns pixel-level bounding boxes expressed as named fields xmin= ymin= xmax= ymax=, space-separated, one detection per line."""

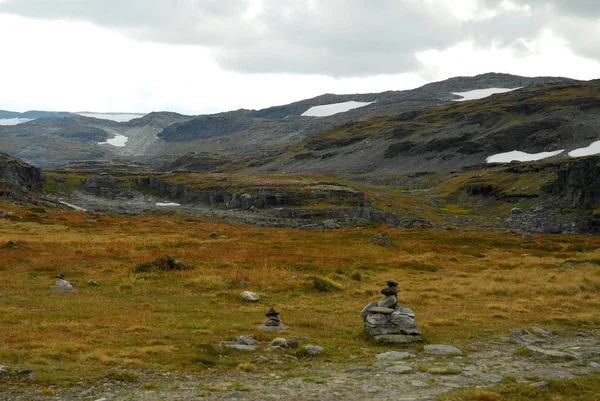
xmin=361 ymin=280 xmax=422 ymax=343
xmin=0 ymin=152 xmax=43 ymax=199
xmin=82 ymin=173 xmax=136 ymax=199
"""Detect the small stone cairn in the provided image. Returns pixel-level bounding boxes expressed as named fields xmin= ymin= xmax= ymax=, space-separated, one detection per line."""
xmin=51 ymin=273 xmax=77 ymax=291
xmin=361 ymin=280 xmax=422 ymax=343
xmin=257 ymin=307 xmax=289 ymax=331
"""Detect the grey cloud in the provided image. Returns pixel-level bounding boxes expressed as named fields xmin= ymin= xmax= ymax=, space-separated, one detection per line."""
xmin=1 ymin=0 xmax=599 ymax=77
xmin=0 ymin=0 xmax=463 ymax=76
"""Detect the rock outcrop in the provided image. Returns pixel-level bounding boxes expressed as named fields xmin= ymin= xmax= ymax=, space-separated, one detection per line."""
xmin=0 ymin=152 xmax=44 ymax=199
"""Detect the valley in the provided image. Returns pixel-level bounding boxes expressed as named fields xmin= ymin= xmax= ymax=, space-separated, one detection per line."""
xmin=1 ymin=72 xmax=600 ymax=400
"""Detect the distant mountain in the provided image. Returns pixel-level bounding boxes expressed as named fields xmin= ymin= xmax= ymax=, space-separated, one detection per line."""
xmin=0 ymin=110 xmax=75 ymax=119
xmin=0 ymin=73 xmax=580 ymax=169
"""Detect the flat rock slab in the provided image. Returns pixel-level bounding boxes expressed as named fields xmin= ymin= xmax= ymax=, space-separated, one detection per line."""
xmin=424 ymin=344 xmax=463 ymax=356
xmin=375 ymin=351 xmax=415 ymax=360
xmin=256 ymin=324 xmax=290 ymax=331
xmin=223 ymin=344 xmax=257 ymax=351
xmin=368 ymin=307 xmax=394 ymax=314
xmin=526 ymin=346 xmax=578 ymax=360
xmin=385 ymin=364 xmax=413 ymax=374
xmin=375 ymin=335 xmax=422 ymax=344
xmin=51 ymin=286 xmax=77 ymax=292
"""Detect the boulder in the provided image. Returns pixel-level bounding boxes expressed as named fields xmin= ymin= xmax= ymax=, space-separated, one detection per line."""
xmin=370 ymin=234 xmax=395 ymax=247
xmin=424 ymin=344 xmax=463 ymax=356
xmin=241 ymin=291 xmax=260 ymax=302
xmin=303 ymin=345 xmax=324 ymax=356
xmin=51 ymin=278 xmax=77 ymax=291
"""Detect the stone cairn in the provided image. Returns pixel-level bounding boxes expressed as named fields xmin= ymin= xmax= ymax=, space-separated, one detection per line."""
xmin=51 ymin=273 xmax=77 ymax=291
xmin=257 ymin=307 xmax=289 ymax=331
xmin=360 ymin=280 xmax=422 ymax=343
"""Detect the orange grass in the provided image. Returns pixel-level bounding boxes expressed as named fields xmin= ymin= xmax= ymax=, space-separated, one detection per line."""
xmin=1 ymin=201 xmax=600 ymax=383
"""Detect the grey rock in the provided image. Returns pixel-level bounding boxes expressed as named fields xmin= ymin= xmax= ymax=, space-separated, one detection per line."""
xmin=346 ymin=367 xmax=372 ymax=373
xmin=370 ymin=234 xmax=395 ymax=247
xmin=511 ymin=208 xmax=524 ymax=215
xmin=88 ymin=279 xmax=100 ymax=286
xmin=411 ymin=380 xmax=429 ymax=387
xmin=270 ymin=338 xmax=288 ymax=348
xmin=241 ymin=291 xmax=260 ymax=302
xmin=478 ymin=374 xmax=503 ymax=383
xmin=377 ymin=295 xmax=397 ymax=308
xmin=375 ymin=334 xmax=423 ymax=344
xmin=373 ymin=362 xmax=392 ymax=368
xmin=368 ymin=306 xmax=394 ymax=314
xmin=322 ymin=219 xmax=339 ymax=229
xmin=256 ymin=323 xmax=290 ymax=331
xmin=531 ymin=326 xmax=552 ymax=337
xmin=236 ymin=335 xmax=257 ymax=346
xmin=360 ymin=301 xmax=378 ymax=318
xmin=525 ymin=346 xmax=578 ymax=359
xmin=424 ymin=344 xmax=463 ymax=356
xmin=52 ymin=278 xmax=77 ymax=291
xmin=385 ymin=364 xmax=413 ymax=374
xmin=0 ymin=209 xmax=5 ymax=217
xmin=223 ymin=344 xmax=257 ymax=351
xmin=510 ymin=328 xmax=533 ymax=336
xmin=522 ymin=233 xmax=535 ymax=240
xmin=375 ymin=351 xmax=415 ymax=360
xmin=303 ymin=345 xmax=324 ymax=356
xmin=589 ymin=362 xmax=600 ymax=369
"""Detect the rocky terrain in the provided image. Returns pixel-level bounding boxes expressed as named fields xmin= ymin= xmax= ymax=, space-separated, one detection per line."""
xmin=0 ymin=151 xmax=43 ymax=198
xmin=2 ymin=329 xmax=599 ymax=401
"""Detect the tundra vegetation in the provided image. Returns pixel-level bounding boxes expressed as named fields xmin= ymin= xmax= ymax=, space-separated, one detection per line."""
xmin=1 ymin=199 xmax=599 ymax=399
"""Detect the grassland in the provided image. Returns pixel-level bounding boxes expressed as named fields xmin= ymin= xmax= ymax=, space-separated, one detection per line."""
xmin=1 ymin=199 xmax=599 ymax=398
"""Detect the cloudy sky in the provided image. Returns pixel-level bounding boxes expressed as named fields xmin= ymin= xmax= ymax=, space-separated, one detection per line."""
xmin=1 ymin=0 xmax=599 ymax=115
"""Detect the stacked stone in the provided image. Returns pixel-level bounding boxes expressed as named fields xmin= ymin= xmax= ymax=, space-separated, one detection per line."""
xmin=361 ymin=280 xmax=422 ymax=343
xmin=51 ymin=273 xmax=77 ymax=291
xmin=257 ymin=307 xmax=289 ymax=331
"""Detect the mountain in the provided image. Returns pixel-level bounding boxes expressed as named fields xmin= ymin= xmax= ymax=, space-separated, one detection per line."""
xmin=0 ymin=110 xmax=75 ymax=119
xmin=254 ymin=79 xmax=600 ymax=175
xmin=0 ymin=73 xmax=577 ymax=168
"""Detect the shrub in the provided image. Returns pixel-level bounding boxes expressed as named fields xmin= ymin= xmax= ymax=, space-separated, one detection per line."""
xmin=134 ymin=255 xmax=194 ymax=273
xmin=307 ymin=276 xmax=344 ymax=292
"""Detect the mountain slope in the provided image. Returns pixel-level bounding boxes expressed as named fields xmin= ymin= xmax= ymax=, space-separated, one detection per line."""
xmin=255 ymin=80 xmax=600 ymax=174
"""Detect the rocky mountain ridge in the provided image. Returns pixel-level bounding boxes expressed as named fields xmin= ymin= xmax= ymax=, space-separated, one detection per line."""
xmin=0 ymin=73 xmax=574 ymax=168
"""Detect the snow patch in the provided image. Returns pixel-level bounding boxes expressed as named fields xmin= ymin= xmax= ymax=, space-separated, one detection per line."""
xmin=0 ymin=118 xmax=33 ymax=126
xmin=76 ymin=112 xmax=146 ymax=122
xmin=486 ymin=150 xmax=564 ymax=163
xmin=569 ymin=140 xmax=600 ymax=158
xmin=156 ymin=202 xmax=181 ymax=207
xmin=302 ymin=101 xmax=373 ymax=117
xmin=98 ymin=134 xmax=128 ymax=147
xmin=452 ymin=88 xmax=521 ymax=102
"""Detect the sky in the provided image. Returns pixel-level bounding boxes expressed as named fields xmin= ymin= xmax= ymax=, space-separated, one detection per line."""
xmin=0 ymin=0 xmax=599 ymax=115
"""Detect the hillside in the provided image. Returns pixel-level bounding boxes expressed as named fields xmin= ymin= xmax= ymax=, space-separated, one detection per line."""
xmin=0 ymin=73 xmax=573 ymax=168
xmin=258 ymin=80 xmax=600 ymax=174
